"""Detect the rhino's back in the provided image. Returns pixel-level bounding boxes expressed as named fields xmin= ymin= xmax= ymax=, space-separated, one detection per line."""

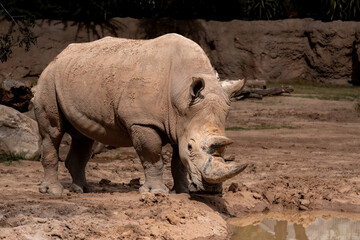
xmin=39 ymin=34 xmax=213 ymax=145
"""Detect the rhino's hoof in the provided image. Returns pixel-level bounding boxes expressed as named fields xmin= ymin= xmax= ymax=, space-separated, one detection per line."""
xmin=69 ymin=183 xmax=84 ymax=193
xmin=172 ymin=185 xmax=189 ymax=194
xmin=139 ymin=183 xmax=169 ymax=194
xmin=39 ymin=182 xmax=63 ymax=196
xmin=69 ymin=183 xmax=90 ymax=193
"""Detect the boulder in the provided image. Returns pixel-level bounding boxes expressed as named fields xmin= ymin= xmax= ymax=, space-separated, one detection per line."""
xmin=0 ymin=105 xmax=41 ymax=159
xmin=0 ymin=79 xmax=33 ymax=112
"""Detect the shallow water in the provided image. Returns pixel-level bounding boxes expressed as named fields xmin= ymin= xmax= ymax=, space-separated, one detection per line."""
xmin=229 ymin=211 xmax=360 ymax=240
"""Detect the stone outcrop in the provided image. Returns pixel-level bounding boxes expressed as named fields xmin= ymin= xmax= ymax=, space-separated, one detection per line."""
xmin=0 ymin=79 xmax=33 ymax=112
xmin=203 ymin=19 xmax=360 ymax=84
xmin=0 ymin=18 xmax=359 ymax=84
xmin=0 ymin=105 xmax=41 ymax=159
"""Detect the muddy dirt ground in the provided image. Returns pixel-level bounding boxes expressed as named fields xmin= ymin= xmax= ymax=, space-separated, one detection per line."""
xmin=1 ymin=95 xmax=359 ymax=239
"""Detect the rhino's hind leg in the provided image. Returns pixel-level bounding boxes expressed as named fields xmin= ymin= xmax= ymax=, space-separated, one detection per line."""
xmin=38 ymin=135 xmax=64 ymax=195
xmin=171 ymin=146 xmax=189 ymax=193
xmin=35 ymin=87 xmax=64 ymax=196
xmin=130 ymin=125 xmax=169 ymax=193
xmin=65 ymin=134 xmax=94 ymax=193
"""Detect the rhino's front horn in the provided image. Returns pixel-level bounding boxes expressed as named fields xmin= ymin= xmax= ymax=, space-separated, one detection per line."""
xmin=202 ymin=136 xmax=233 ymax=155
xmin=202 ymin=157 xmax=248 ymax=184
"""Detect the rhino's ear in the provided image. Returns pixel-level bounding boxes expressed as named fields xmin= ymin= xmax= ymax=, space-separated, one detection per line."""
xmin=190 ymin=77 xmax=205 ymax=99
xmin=220 ymin=79 xmax=246 ymax=98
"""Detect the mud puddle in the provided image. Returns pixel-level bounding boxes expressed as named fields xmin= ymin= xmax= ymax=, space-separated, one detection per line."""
xmin=228 ymin=211 xmax=360 ymax=240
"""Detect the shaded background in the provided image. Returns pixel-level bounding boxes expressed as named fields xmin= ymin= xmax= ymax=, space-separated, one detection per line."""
xmin=1 ymin=0 xmax=360 ymax=85
xmin=1 ymin=0 xmax=360 ymax=22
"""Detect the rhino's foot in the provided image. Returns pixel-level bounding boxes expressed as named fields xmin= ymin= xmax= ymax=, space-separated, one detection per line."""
xmin=69 ymin=183 xmax=90 ymax=193
xmin=39 ymin=181 xmax=63 ymax=196
xmin=139 ymin=182 xmax=169 ymax=193
xmin=172 ymin=177 xmax=189 ymax=193
xmin=171 ymin=184 xmax=189 ymax=194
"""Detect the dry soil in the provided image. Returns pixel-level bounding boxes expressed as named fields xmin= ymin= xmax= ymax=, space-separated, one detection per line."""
xmin=1 ymin=95 xmax=359 ymax=239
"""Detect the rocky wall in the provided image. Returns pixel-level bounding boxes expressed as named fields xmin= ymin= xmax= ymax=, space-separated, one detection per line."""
xmin=1 ymin=18 xmax=359 ymax=85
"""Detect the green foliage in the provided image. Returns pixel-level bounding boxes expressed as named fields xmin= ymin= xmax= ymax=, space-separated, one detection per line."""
xmin=0 ymin=152 xmax=39 ymax=163
xmin=248 ymin=0 xmax=285 ymax=20
xmin=347 ymin=0 xmax=360 ymax=19
xmin=0 ymin=0 xmax=249 ymax=22
xmin=0 ymin=3 xmax=37 ymax=62
xmin=0 ymin=0 xmax=359 ymax=28
xmin=323 ymin=0 xmax=347 ymax=20
xmin=322 ymin=0 xmax=360 ymax=20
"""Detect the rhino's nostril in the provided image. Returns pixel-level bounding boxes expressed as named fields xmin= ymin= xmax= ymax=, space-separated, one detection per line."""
xmin=212 ymin=146 xmax=225 ymax=157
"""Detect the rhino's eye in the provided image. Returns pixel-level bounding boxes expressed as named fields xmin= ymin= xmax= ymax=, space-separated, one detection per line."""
xmin=188 ymin=144 xmax=193 ymax=152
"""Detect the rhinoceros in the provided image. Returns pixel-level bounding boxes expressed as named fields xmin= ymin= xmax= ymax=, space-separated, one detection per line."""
xmin=34 ymin=33 xmax=247 ymax=195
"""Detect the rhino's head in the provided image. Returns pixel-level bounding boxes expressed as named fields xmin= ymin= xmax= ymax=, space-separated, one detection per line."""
xmin=172 ymin=74 xmax=247 ymax=193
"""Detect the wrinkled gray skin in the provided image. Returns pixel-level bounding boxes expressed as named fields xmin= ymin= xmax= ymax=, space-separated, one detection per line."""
xmin=34 ymin=33 xmax=247 ymax=195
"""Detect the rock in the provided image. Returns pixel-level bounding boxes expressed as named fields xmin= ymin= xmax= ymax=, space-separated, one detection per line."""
xmin=0 ymin=79 xmax=33 ymax=112
xmin=204 ymin=19 xmax=360 ymax=84
xmin=252 ymin=192 xmax=262 ymax=200
xmin=140 ymin=193 xmax=169 ymax=206
xmin=0 ymin=104 xmax=41 ymax=159
xmin=299 ymin=199 xmax=310 ymax=206
xmin=338 ymin=185 xmax=352 ymax=194
xmin=160 ymin=211 xmax=179 ymax=225
xmin=1 ymin=18 xmax=359 ymax=85
xmin=264 ymin=191 xmax=276 ymax=203
xmin=166 ymin=213 xmax=179 ymax=225
xmin=299 ymin=204 xmax=309 ymax=211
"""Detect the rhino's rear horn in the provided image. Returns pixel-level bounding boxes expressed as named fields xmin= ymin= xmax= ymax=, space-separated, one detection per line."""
xmin=202 ymin=157 xmax=248 ymax=184
xmin=202 ymin=136 xmax=233 ymax=155
xmin=220 ymin=79 xmax=246 ymax=98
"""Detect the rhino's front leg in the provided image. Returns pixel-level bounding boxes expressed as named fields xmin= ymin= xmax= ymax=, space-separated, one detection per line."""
xmin=130 ymin=125 xmax=169 ymax=193
xmin=171 ymin=146 xmax=189 ymax=193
